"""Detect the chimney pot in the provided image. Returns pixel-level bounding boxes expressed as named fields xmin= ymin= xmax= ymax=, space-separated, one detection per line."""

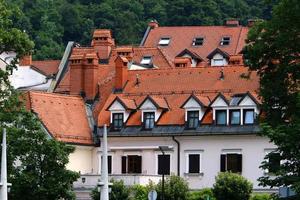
xmin=148 ymin=20 xmax=159 ymax=29
xmin=19 ymin=54 xmax=32 ymax=66
xmin=225 ymin=19 xmax=239 ymax=27
xmin=115 ymin=56 xmax=128 ymax=92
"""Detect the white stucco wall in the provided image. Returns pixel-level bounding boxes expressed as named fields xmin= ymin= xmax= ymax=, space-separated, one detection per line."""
xmin=101 ymin=135 xmax=275 ymax=190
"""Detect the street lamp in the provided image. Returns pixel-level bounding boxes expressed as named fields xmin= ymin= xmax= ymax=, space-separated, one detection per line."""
xmin=158 ymin=146 xmax=172 ymax=200
xmin=0 ymin=128 xmax=11 ymax=200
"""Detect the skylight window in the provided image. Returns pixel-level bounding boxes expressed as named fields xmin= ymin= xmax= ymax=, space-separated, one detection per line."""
xmin=158 ymin=38 xmax=170 ymax=46
xmin=193 ymin=37 xmax=204 ymax=46
xmin=221 ymin=37 xmax=230 ymax=45
xmin=140 ymin=56 xmax=152 ymax=65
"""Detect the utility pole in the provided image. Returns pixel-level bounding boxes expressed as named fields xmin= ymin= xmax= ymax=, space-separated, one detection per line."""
xmin=0 ymin=128 xmax=8 ymax=200
xmin=100 ymin=124 xmax=109 ymax=200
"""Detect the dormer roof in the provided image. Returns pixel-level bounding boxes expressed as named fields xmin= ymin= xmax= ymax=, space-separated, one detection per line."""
xmin=106 ymin=96 xmax=136 ymax=111
xmin=138 ymin=95 xmax=169 ymax=110
xmin=180 ymin=94 xmax=210 ymax=108
xmin=176 ymin=49 xmax=203 ymax=61
xmin=207 ymin=48 xmax=230 ymax=59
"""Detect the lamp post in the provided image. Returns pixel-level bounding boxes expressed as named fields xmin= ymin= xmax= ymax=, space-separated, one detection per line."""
xmin=0 ymin=128 xmax=9 ymax=200
xmin=99 ymin=124 xmax=109 ymax=200
xmin=158 ymin=146 xmax=172 ymax=200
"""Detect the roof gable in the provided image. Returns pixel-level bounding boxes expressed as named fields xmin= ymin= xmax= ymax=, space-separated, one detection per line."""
xmin=210 ymin=93 xmax=229 ymax=107
xmin=181 ymin=94 xmax=210 ymax=108
xmin=207 ymin=48 xmax=230 ymax=59
xmin=138 ymin=95 xmax=169 ymax=110
xmin=106 ymin=96 xmax=136 ymax=111
xmin=176 ymin=49 xmax=203 ymax=61
xmin=239 ymin=92 xmax=260 ymax=106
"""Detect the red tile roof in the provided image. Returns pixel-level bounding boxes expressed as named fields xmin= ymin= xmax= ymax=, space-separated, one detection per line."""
xmin=28 ymin=91 xmax=93 ymax=145
xmin=143 ymin=26 xmax=249 ymax=62
xmin=31 ymin=60 xmax=60 ymax=76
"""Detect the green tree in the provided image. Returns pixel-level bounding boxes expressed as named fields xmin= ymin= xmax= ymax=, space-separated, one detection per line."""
xmin=0 ymin=1 xmax=80 ymax=199
xmin=244 ymin=0 xmax=300 ymax=197
xmin=212 ymin=172 xmax=253 ymax=200
xmin=91 ymin=179 xmax=130 ymax=200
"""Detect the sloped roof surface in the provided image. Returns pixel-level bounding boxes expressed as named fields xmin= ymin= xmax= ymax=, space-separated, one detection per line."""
xmin=31 ymin=60 xmax=60 ymax=76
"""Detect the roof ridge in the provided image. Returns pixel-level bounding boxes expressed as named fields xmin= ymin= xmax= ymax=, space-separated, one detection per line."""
xmin=29 ymin=91 xmax=83 ymax=100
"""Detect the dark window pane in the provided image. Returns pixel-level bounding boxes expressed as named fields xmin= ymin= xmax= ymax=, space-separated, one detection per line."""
xmin=158 ymin=155 xmax=170 ymax=175
xmin=216 ymin=110 xmax=227 ymax=125
xmin=187 ymin=111 xmax=199 ymax=129
xmin=226 ymin=154 xmax=242 ymax=173
xmin=220 ymin=154 xmax=226 ymax=172
xmin=244 ymin=109 xmax=254 ymax=124
xmin=230 ymin=110 xmax=240 ymax=125
xmin=189 ymin=154 xmax=200 ymax=173
xmin=193 ymin=37 xmax=204 ymax=46
xmin=101 ymin=155 xmax=112 ymax=174
xmin=128 ymin=155 xmax=142 ymax=174
xmin=269 ymin=153 xmax=280 ymax=173
xmin=112 ymin=113 xmax=123 ymax=130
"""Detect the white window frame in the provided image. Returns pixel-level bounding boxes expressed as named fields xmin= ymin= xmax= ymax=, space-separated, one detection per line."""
xmin=158 ymin=37 xmax=170 ymax=46
xmin=184 ymin=150 xmax=203 ymax=175
xmin=140 ymin=56 xmax=152 ymax=65
xmin=192 ymin=37 xmax=204 ymax=46
xmin=220 ymin=37 xmax=231 ymax=45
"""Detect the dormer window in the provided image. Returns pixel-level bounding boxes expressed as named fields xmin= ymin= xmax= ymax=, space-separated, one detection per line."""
xmin=193 ymin=37 xmax=204 ymax=46
xmin=229 ymin=110 xmax=240 ymax=125
xmin=187 ymin=111 xmax=199 ymax=129
xmin=216 ymin=110 xmax=227 ymax=125
xmin=243 ymin=109 xmax=255 ymax=124
xmin=220 ymin=37 xmax=230 ymax=45
xmin=112 ymin=113 xmax=123 ymax=130
xmin=143 ymin=112 xmax=155 ymax=130
xmin=158 ymin=38 xmax=170 ymax=46
xmin=140 ymin=56 xmax=152 ymax=65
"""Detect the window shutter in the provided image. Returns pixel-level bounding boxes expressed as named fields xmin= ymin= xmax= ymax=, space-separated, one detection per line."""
xmin=137 ymin=156 xmax=142 ymax=173
xmin=237 ymin=154 xmax=242 ymax=173
xmin=108 ymin=156 xmax=112 ymax=174
xmin=121 ymin=156 xmax=127 ymax=174
xmin=220 ymin=154 xmax=226 ymax=172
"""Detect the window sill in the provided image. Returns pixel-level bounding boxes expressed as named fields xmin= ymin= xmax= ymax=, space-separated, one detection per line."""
xmin=184 ymin=172 xmax=204 ymax=177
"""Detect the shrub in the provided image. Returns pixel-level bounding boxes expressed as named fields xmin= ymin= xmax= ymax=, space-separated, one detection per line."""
xmin=188 ymin=188 xmax=216 ymax=200
xmin=250 ymin=193 xmax=274 ymax=200
xmin=156 ymin=175 xmax=189 ymax=200
xmin=212 ymin=172 xmax=253 ymax=200
xmin=130 ymin=184 xmax=148 ymax=200
xmin=90 ymin=179 xmax=130 ymax=200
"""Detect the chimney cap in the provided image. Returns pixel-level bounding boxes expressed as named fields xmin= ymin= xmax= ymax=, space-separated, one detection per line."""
xmin=148 ymin=20 xmax=159 ymax=29
xmin=225 ymin=19 xmax=239 ymax=27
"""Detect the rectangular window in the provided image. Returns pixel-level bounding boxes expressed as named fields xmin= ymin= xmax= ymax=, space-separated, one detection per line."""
xmin=221 ymin=37 xmax=230 ymax=45
xmin=230 ymin=110 xmax=241 ymax=125
xmin=244 ymin=109 xmax=255 ymax=124
xmin=268 ymin=152 xmax=281 ymax=174
xmin=193 ymin=37 xmax=204 ymax=46
xmin=144 ymin=112 xmax=155 ymax=130
xmin=213 ymin=58 xmax=225 ymax=66
xmin=216 ymin=110 xmax=227 ymax=125
xmin=188 ymin=154 xmax=200 ymax=173
xmin=122 ymin=155 xmax=142 ymax=174
xmin=112 ymin=113 xmax=123 ymax=130
xmin=158 ymin=154 xmax=170 ymax=175
xmin=158 ymin=38 xmax=170 ymax=46
xmin=220 ymin=154 xmax=242 ymax=173
xmin=101 ymin=155 xmax=112 ymax=174
xmin=187 ymin=111 xmax=199 ymax=129
xmin=140 ymin=56 xmax=152 ymax=65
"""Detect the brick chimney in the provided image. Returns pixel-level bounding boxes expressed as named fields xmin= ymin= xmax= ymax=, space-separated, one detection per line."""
xmin=116 ymin=47 xmax=133 ymax=62
xmin=70 ymin=52 xmax=99 ymax=100
xmin=91 ymin=29 xmax=115 ymax=60
xmin=83 ymin=53 xmax=99 ymax=100
xmin=115 ymin=56 xmax=128 ymax=92
xmin=225 ymin=19 xmax=239 ymax=27
xmin=19 ymin=54 xmax=32 ymax=66
xmin=70 ymin=54 xmax=84 ymax=96
xmin=148 ymin=20 xmax=159 ymax=29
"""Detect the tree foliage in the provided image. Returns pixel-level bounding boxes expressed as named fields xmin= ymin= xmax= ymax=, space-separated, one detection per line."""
xmin=212 ymin=172 xmax=253 ymax=200
xmin=156 ymin=175 xmax=189 ymax=200
xmin=7 ymin=0 xmax=276 ymax=60
xmin=244 ymin=0 xmax=300 ymax=197
xmin=91 ymin=179 xmax=130 ymax=200
xmin=0 ymin=1 xmax=80 ymax=199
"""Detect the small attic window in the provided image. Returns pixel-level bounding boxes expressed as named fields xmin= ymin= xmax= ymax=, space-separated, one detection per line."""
xmin=221 ymin=37 xmax=230 ymax=45
xmin=158 ymin=38 xmax=170 ymax=46
xmin=193 ymin=37 xmax=204 ymax=46
xmin=140 ymin=56 xmax=152 ymax=65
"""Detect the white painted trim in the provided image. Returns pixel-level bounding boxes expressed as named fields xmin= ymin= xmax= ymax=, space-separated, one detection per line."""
xmin=185 ymin=150 xmax=203 ymax=174
xmin=221 ymin=149 xmax=242 ymax=154
xmin=110 ymin=146 xmax=174 ymax=150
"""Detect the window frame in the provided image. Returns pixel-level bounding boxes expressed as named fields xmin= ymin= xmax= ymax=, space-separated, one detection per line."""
xmin=122 ymin=155 xmax=142 ymax=174
xmin=192 ymin=37 xmax=204 ymax=46
xmin=158 ymin=37 xmax=171 ymax=46
xmin=157 ymin=154 xmax=171 ymax=175
xmin=220 ymin=37 xmax=231 ymax=46
xmin=100 ymin=154 xmax=113 ymax=174
xmin=215 ymin=109 xmax=227 ymax=125
xmin=143 ymin=112 xmax=155 ymax=130
xmin=229 ymin=109 xmax=241 ymax=125
xmin=112 ymin=112 xmax=124 ymax=131
xmin=186 ymin=110 xmax=200 ymax=129
xmin=220 ymin=153 xmax=242 ymax=173
xmin=243 ymin=109 xmax=255 ymax=125
xmin=185 ymin=151 xmax=203 ymax=175
xmin=140 ymin=56 xmax=152 ymax=65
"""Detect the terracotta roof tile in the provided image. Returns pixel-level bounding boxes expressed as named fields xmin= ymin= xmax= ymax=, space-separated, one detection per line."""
xmin=31 ymin=60 xmax=60 ymax=76
xmin=29 ymin=91 xmax=93 ymax=145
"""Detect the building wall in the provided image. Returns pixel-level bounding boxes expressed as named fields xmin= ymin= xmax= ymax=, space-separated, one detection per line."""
xmin=102 ymin=135 xmax=275 ymax=190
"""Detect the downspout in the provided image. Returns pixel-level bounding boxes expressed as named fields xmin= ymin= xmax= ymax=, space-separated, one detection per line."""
xmin=172 ymin=136 xmax=180 ymax=176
